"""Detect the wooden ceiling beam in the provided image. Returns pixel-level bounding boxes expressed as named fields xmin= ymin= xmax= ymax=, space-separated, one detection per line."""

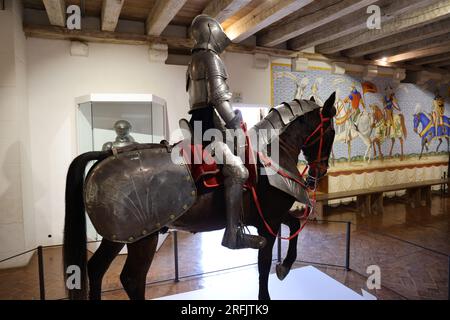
xmin=202 ymin=0 xmax=251 ymax=23
xmin=343 ymin=19 xmax=450 ymax=58
xmin=384 ymin=43 xmax=450 ymax=63
xmin=23 ymin=24 xmax=449 ymax=75
xmin=101 ymin=0 xmax=124 ymax=32
xmin=288 ymin=0 xmax=427 ymax=51
xmin=368 ymin=33 xmax=450 ymax=61
xmin=258 ymin=0 xmax=378 ymax=47
xmin=146 ymin=0 xmax=187 ymax=36
xmin=316 ymin=0 xmax=450 ymax=54
xmin=410 ymin=52 xmax=450 ymax=65
xmin=224 ymin=0 xmax=314 ymax=43
xmin=22 ymin=24 xmax=296 ymax=58
xmin=427 ymin=59 xmax=450 ymax=68
xmin=42 ymin=0 xmax=66 ymax=27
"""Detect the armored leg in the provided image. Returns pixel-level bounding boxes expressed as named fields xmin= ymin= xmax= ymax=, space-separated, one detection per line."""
xmin=209 ymin=141 xmax=266 ymax=250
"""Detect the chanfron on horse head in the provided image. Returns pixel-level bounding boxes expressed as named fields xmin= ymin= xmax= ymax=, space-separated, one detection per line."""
xmin=63 ymin=93 xmax=336 ymax=300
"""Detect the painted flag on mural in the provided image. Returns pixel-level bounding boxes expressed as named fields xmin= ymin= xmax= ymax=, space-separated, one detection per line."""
xmin=362 ymin=81 xmax=378 ymax=94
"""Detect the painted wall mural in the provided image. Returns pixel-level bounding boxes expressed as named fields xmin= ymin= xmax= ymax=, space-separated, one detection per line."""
xmin=272 ymin=64 xmax=450 ymax=167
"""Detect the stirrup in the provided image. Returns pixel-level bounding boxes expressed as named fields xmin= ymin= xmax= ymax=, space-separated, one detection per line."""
xmin=222 ymin=228 xmax=266 ymax=250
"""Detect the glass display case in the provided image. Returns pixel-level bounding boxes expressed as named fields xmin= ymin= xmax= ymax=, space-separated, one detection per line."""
xmin=76 ymin=93 xmax=168 ymax=154
xmin=75 ymin=94 xmax=169 ymax=250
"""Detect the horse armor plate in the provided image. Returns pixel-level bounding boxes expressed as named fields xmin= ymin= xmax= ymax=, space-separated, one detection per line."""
xmin=84 ymin=145 xmax=196 ymax=243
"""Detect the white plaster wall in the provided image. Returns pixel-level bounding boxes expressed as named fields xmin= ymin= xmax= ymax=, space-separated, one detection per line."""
xmin=224 ymin=52 xmax=271 ymax=106
xmin=0 ymin=0 xmax=35 ymax=268
xmin=26 ymin=39 xmax=272 ymax=247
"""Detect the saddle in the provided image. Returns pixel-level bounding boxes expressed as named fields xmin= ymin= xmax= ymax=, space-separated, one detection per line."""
xmin=177 ymin=119 xmax=309 ymax=206
xmin=178 ymin=118 xmax=257 ymax=190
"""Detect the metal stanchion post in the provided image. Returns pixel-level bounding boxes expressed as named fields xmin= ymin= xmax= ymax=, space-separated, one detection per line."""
xmin=345 ymin=222 xmax=351 ymax=271
xmin=173 ymin=231 xmax=179 ymax=283
xmin=277 ymin=231 xmax=282 ymax=263
xmin=37 ymin=246 xmax=46 ymax=300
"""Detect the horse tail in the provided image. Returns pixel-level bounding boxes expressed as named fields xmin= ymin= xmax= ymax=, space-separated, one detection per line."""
xmin=399 ymin=114 xmax=407 ymax=138
xmin=63 ymin=150 xmax=110 ymax=300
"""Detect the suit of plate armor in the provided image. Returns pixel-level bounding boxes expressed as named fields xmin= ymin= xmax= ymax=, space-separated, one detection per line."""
xmin=186 ymin=15 xmax=265 ymax=250
xmin=102 ymin=120 xmax=136 ymax=151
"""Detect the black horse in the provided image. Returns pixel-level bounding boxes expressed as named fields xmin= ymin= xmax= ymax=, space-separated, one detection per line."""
xmin=63 ymin=93 xmax=336 ymax=300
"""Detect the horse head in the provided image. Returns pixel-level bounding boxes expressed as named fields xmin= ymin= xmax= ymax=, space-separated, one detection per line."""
xmin=300 ymin=92 xmax=336 ymax=188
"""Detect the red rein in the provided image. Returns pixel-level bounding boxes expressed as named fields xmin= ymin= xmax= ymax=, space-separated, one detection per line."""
xmin=250 ymin=114 xmax=330 ymax=240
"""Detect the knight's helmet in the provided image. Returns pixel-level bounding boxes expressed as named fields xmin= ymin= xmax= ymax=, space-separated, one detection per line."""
xmin=114 ymin=120 xmax=132 ymax=138
xmin=189 ymin=14 xmax=231 ymax=54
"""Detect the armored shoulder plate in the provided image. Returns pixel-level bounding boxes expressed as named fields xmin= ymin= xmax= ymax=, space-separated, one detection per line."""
xmin=187 ymin=50 xmax=231 ymax=110
xmin=188 ymin=51 xmax=228 ymax=80
xmin=205 ymin=51 xmax=228 ymax=79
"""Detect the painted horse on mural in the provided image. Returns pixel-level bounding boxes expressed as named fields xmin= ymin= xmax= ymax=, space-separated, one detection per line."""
xmin=63 ymin=94 xmax=337 ymax=300
xmin=413 ymin=111 xmax=450 ymax=159
xmin=332 ymin=95 xmax=373 ymax=163
xmin=370 ymin=104 xmax=407 ymax=160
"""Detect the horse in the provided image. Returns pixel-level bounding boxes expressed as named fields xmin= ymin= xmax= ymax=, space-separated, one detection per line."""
xmin=63 ymin=93 xmax=336 ymax=301
xmin=413 ymin=112 xmax=450 ymax=159
xmin=386 ymin=113 xmax=407 ymax=160
xmin=332 ymin=98 xmax=373 ymax=163
xmin=370 ymin=105 xmax=407 ymax=160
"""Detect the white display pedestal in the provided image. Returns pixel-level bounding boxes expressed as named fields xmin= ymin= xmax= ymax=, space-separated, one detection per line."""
xmin=156 ymin=266 xmax=376 ymax=300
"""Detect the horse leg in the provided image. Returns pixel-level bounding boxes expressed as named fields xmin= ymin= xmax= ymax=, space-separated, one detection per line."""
xmin=372 ymin=141 xmax=377 ymax=158
xmin=399 ymin=138 xmax=404 ymax=160
xmin=377 ymin=142 xmax=383 ymax=160
xmin=257 ymin=228 xmax=277 ymax=300
xmin=87 ymin=239 xmax=125 ymax=300
xmin=389 ymin=138 xmax=395 ymax=157
xmin=436 ymin=138 xmax=442 ymax=152
xmin=419 ymin=141 xmax=425 ymax=159
xmin=276 ymin=215 xmax=300 ymax=281
xmin=120 ymin=233 xmax=158 ymax=300
xmin=347 ymin=142 xmax=351 ymax=162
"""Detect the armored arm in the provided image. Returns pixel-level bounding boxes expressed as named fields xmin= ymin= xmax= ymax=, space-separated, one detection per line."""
xmin=205 ymin=52 xmax=242 ymax=129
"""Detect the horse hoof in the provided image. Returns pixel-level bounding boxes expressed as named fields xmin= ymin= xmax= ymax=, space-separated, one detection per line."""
xmin=276 ymin=264 xmax=290 ymax=281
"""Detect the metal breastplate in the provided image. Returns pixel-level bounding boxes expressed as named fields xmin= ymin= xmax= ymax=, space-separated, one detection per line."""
xmin=186 ymin=50 xmax=230 ymax=112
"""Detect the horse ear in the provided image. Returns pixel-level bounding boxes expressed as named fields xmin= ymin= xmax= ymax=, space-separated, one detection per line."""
xmin=322 ymin=92 xmax=336 ymax=117
xmin=310 ymin=96 xmax=316 ymax=102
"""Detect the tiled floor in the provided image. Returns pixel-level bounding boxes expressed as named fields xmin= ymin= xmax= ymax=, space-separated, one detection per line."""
xmin=0 ymin=194 xmax=448 ymax=300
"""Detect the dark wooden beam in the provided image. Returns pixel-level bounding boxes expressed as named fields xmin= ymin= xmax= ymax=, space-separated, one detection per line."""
xmin=343 ymin=19 xmax=450 ymax=58
xmin=427 ymin=59 xmax=450 ymax=68
xmin=257 ymin=0 xmax=377 ymax=47
xmin=202 ymin=0 xmax=251 ymax=23
xmin=224 ymin=0 xmax=313 ymax=42
xmin=410 ymin=52 xmax=450 ymax=65
xmin=23 ymin=24 xmax=449 ymax=75
xmin=288 ymin=0 xmax=428 ymax=51
xmin=368 ymin=33 xmax=450 ymax=61
xmin=22 ymin=24 xmax=297 ymax=58
xmin=317 ymin=0 xmax=450 ymax=54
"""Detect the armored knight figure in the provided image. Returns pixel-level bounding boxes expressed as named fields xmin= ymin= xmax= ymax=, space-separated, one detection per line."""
xmin=186 ymin=15 xmax=266 ymax=250
xmin=102 ymin=120 xmax=136 ymax=151
xmin=432 ymin=92 xmax=445 ymax=133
